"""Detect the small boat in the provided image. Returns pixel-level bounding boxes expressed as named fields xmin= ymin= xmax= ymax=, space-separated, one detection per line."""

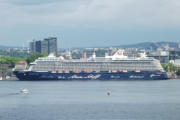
xmin=107 ymin=90 xmax=111 ymax=96
xmin=20 ymin=89 xmax=29 ymax=94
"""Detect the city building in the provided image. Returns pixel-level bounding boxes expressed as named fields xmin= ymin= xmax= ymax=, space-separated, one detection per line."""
xmin=15 ymin=61 xmax=28 ymax=71
xmin=174 ymin=59 xmax=180 ymax=66
xmin=29 ymin=40 xmax=35 ymax=53
xmin=29 ymin=37 xmax=57 ymax=55
xmin=47 ymin=37 xmax=57 ymax=55
xmin=147 ymin=51 xmax=169 ymax=63
xmin=35 ymin=40 xmax=41 ymax=53
xmin=41 ymin=39 xmax=49 ymax=54
xmin=82 ymin=52 xmax=87 ymax=59
xmin=169 ymin=50 xmax=180 ymax=60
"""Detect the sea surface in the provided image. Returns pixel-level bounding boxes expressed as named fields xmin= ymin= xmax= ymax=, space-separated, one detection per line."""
xmin=0 ymin=79 xmax=180 ymax=120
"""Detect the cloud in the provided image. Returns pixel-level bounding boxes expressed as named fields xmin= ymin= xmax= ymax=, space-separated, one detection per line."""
xmin=8 ymin=0 xmax=60 ymax=6
xmin=0 ymin=0 xmax=180 ymax=28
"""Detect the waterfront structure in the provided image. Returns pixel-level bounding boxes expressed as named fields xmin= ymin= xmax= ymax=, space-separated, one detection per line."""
xmin=169 ymin=50 xmax=180 ymax=60
xmin=14 ymin=49 xmax=168 ymax=80
xmin=14 ymin=61 xmax=27 ymax=71
xmin=147 ymin=51 xmax=169 ymax=63
xmin=0 ymin=64 xmax=11 ymax=70
xmin=29 ymin=37 xmax=57 ymax=55
xmin=0 ymin=64 xmax=11 ymax=79
xmin=174 ymin=59 xmax=180 ymax=66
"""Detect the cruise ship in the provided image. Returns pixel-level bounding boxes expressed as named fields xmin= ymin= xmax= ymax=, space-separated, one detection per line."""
xmin=14 ymin=50 xmax=169 ymax=80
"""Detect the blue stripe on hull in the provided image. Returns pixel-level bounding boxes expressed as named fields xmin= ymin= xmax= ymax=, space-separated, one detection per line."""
xmin=14 ymin=71 xmax=169 ymax=80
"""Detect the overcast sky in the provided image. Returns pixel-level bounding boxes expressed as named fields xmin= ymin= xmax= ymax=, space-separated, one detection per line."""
xmin=0 ymin=0 xmax=180 ymax=48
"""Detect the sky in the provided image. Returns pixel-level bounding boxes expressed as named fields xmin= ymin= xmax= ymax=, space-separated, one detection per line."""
xmin=0 ymin=0 xmax=180 ymax=48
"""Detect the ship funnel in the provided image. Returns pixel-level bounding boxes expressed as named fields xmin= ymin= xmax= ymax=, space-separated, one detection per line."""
xmin=105 ymin=49 xmax=127 ymax=59
xmin=114 ymin=49 xmax=124 ymax=56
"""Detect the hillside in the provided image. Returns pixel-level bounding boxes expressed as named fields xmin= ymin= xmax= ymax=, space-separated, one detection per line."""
xmin=117 ymin=42 xmax=180 ymax=50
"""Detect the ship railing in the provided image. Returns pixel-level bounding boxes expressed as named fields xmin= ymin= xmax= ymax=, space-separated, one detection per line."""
xmin=36 ymin=57 xmax=154 ymax=62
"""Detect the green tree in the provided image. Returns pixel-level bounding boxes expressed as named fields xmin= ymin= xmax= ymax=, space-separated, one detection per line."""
xmin=167 ymin=62 xmax=176 ymax=72
xmin=0 ymin=56 xmax=23 ymax=67
xmin=176 ymin=67 xmax=180 ymax=75
xmin=25 ymin=53 xmax=48 ymax=64
xmin=161 ymin=63 xmax=168 ymax=72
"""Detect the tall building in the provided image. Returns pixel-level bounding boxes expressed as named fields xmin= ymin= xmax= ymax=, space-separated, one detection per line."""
xmin=29 ymin=37 xmax=57 ymax=55
xmin=41 ymin=39 xmax=49 ymax=54
xmin=47 ymin=37 xmax=57 ymax=55
xmin=35 ymin=40 xmax=41 ymax=53
xmin=29 ymin=40 xmax=42 ymax=54
xmin=29 ymin=40 xmax=35 ymax=53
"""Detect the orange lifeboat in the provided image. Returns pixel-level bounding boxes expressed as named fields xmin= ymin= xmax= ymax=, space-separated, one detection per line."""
xmin=122 ymin=69 xmax=127 ymax=72
xmin=58 ymin=70 xmax=63 ymax=73
xmin=84 ymin=69 xmax=92 ymax=73
xmin=51 ymin=70 xmax=56 ymax=73
xmin=135 ymin=69 xmax=141 ymax=72
xmin=73 ymin=69 xmax=81 ymax=73
xmin=112 ymin=70 xmax=117 ymax=73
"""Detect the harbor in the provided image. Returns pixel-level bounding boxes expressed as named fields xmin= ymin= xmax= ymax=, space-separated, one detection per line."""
xmin=0 ymin=79 xmax=180 ymax=120
xmin=1 ymin=0 xmax=180 ymax=119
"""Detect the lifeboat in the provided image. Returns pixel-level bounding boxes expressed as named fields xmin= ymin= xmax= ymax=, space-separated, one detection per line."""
xmin=73 ymin=69 xmax=81 ymax=73
xmin=135 ymin=69 xmax=141 ymax=72
xmin=58 ymin=70 xmax=63 ymax=73
xmin=112 ymin=70 xmax=117 ymax=73
xmin=122 ymin=69 xmax=127 ymax=72
xmin=51 ymin=70 xmax=56 ymax=73
xmin=84 ymin=69 xmax=92 ymax=73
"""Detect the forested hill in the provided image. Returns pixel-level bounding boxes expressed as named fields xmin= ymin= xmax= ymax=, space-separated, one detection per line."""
xmin=116 ymin=42 xmax=180 ymax=50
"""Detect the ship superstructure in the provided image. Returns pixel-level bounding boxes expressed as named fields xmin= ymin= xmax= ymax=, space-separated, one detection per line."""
xmin=14 ymin=49 xmax=168 ymax=80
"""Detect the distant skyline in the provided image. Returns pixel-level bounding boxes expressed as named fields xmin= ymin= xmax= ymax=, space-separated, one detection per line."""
xmin=0 ymin=0 xmax=180 ymax=48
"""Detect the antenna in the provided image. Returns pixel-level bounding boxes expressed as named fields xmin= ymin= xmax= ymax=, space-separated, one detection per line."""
xmin=22 ymin=43 xmax=24 ymax=50
xmin=59 ymin=34 xmax=63 ymax=50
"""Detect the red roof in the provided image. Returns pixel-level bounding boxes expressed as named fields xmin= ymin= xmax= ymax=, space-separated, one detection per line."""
xmin=16 ymin=61 xmax=27 ymax=65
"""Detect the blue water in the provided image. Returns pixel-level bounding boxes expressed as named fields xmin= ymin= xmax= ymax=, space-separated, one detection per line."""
xmin=0 ymin=79 xmax=180 ymax=120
